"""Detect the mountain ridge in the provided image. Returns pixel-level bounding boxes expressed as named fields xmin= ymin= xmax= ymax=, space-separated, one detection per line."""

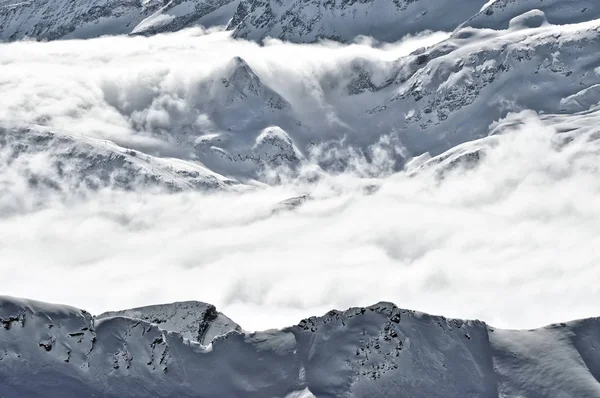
xmin=228 ymin=0 xmax=488 ymax=43
xmin=0 ymin=0 xmax=240 ymax=41
xmin=3 ymin=295 xmax=600 ymax=397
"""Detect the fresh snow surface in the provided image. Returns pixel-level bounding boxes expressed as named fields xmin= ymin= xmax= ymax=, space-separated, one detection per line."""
xmin=481 ymin=0 xmax=499 ymax=11
xmin=3 ymin=295 xmax=600 ymax=397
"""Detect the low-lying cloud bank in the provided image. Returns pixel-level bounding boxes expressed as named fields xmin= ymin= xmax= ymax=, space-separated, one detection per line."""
xmin=2 ymin=109 xmax=600 ymax=331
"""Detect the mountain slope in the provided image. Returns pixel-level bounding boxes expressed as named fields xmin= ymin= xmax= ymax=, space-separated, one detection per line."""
xmin=372 ymin=10 xmax=600 ymax=156
xmin=461 ymin=0 xmax=600 ymax=30
xmin=0 ymin=125 xmax=240 ymax=212
xmin=3 ymin=295 xmax=600 ymax=397
xmin=225 ymin=9 xmax=600 ymax=165
xmin=4 ymin=7 xmax=600 ymax=183
xmin=228 ymin=0 xmax=488 ymax=43
xmin=0 ymin=0 xmax=238 ymax=41
xmin=132 ymin=11 xmax=600 ymax=175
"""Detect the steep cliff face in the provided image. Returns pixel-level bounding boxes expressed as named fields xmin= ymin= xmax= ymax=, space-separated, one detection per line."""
xmin=228 ymin=0 xmax=488 ymax=43
xmin=0 ymin=0 xmax=238 ymax=41
xmin=3 ymin=295 xmax=600 ymax=397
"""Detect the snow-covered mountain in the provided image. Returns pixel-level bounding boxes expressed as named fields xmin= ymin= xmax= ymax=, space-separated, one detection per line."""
xmin=224 ymin=9 xmax=600 ymax=170
xmin=0 ymin=0 xmax=599 ymax=197
xmin=0 ymin=124 xmax=240 ymax=210
xmin=373 ymin=9 xmax=600 ymax=156
xmin=0 ymin=0 xmax=490 ymax=43
xmin=0 ymin=0 xmax=239 ymax=41
xmin=3 ymin=0 xmax=600 ymax=187
xmin=3 ymin=295 xmax=600 ymax=397
xmin=228 ymin=0 xmax=487 ymax=43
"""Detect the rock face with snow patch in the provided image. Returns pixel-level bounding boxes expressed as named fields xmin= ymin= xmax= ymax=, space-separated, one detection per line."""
xmin=228 ymin=0 xmax=487 ymax=43
xmin=130 ymin=0 xmax=241 ymax=36
xmin=251 ymin=126 xmax=303 ymax=164
xmin=4 ymin=295 xmax=600 ymax=397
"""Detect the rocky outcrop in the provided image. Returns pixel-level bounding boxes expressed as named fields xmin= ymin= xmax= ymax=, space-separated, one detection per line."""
xmin=228 ymin=0 xmax=487 ymax=43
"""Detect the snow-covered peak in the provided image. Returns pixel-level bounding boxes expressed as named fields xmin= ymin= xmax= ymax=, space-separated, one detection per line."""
xmin=221 ymin=56 xmax=267 ymax=98
xmin=197 ymin=56 xmax=291 ymax=133
xmin=252 ymin=126 xmax=303 ymax=164
xmin=97 ymin=301 xmax=241 ymax=344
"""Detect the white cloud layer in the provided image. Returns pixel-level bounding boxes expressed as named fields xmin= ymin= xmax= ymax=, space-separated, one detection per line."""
xmin=2 ymin=110 xmax=600 ymax=331
xmin=1 ymin=28 xmax=600 ymax=331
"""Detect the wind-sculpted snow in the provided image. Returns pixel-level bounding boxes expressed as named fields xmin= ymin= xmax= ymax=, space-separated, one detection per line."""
xmin=4 ymin=295 xmax=600 ymax=397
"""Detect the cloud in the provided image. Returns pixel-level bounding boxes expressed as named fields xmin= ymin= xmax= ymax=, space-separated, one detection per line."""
xmin=2 ymin=28 xmax=599 ymax=332
xmin=2 ymin=106 xmax=600 ymax=331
